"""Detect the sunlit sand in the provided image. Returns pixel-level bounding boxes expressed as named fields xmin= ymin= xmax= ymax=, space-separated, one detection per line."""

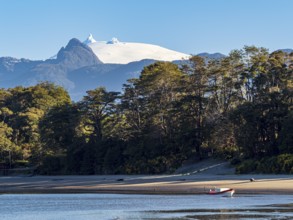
xmin=0 ymin=174 xmax=292 ymax=195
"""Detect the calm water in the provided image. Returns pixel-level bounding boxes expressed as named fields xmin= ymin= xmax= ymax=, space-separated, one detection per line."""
xmin=0 ymin=194 xmax=292 ymax=220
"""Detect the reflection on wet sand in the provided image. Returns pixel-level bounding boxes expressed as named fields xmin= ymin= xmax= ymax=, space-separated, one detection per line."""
xmin=148 ymin=203 xmax=293 ymax=219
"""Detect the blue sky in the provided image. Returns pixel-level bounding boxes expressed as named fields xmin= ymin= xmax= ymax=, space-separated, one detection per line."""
xmin=0 ymin=0 xmax=292 ymax=60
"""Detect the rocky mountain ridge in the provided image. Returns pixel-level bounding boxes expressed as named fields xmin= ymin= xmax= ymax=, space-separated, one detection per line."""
xmin=0 ymin=37 xmax=259 ymax=100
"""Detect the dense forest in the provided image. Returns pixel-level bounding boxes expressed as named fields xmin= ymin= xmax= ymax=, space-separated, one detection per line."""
xmin=0 ymin=46 xmax=292 ymax=174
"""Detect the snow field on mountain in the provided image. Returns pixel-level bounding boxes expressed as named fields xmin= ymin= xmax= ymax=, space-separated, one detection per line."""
xmin=85 ymin=35 xmax=190 ymax=64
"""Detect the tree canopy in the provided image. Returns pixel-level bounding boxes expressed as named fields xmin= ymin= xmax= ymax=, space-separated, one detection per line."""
xmin=0 ymin=47 xmax=292 ymax=174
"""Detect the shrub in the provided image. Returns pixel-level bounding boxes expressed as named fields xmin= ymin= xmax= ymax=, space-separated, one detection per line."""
xmin=39 ymin=155 xmax=66 ymax=175
xmin=230 ymin=157 xmax=241 ymax=165
xmin=236 ymin=159 xmax=258 ymax=174
xmin=14 ymin=160 xmax=29 ymax=168
xmin=277 ymin=154 xmax=293 ymax=174
xmin=236 ymin=154 xmax=293 ymax=174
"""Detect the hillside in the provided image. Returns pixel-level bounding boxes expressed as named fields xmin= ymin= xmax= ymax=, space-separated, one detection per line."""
xmin=0 ymin=36 xmax=225 ymax=100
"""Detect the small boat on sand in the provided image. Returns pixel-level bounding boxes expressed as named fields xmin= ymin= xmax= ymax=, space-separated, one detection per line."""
xmin=207 ymin=187 xmax=235 ymax=197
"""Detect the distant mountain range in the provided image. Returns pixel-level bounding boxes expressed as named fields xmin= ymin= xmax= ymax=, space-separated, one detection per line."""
xmin=278 ymin=49 xmax=293 ymax=53
xmin=1 ymin=35 xmax=289 ymax=100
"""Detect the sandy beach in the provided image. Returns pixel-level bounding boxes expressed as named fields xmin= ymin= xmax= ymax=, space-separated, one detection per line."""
xmin=0 ymin=174 xmax=292 ymax=195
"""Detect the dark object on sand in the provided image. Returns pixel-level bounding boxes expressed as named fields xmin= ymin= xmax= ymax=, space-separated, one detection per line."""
xmin=250 ymin=178 xmax=255 ymax=182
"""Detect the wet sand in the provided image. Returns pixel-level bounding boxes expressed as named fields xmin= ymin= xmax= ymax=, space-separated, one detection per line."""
xmin=0 ymin=174 xmax=292 ymax=194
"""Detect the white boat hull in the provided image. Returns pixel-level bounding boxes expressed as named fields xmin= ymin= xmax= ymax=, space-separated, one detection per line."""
xmin=208 ymin=188 xmax=235 ymax=197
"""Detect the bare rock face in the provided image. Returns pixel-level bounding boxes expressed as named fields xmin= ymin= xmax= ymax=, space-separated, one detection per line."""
xmin=0 ymin=38 xmax=102 ymax=92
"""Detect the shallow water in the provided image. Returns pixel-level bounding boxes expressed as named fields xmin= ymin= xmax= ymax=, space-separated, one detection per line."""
xmin=0 ymin=194 xmax=292 ymax=219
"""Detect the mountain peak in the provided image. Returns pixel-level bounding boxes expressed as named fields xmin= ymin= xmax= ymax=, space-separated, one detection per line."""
xmin=84 ymin=34 xmax=97 ymax=44
xmin=56 ymin=38 xmax=102 ymax=65
xmin=66 ymin=38 xmax=84 ymax=49
xmin=107 ymin=37 xmax=120 ymax=44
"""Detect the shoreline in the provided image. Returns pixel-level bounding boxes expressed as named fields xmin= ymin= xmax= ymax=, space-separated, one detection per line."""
xmin=1 ymin=174 xmax=292 ymax=195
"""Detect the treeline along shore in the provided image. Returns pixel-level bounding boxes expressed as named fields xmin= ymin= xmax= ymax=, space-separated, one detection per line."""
xmin=0 ymin=46 xmax=292 ymax=175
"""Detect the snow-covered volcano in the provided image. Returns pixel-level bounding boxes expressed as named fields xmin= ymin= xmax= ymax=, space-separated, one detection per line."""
xmin=83 ymin=34 xmax=190 ymax=64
